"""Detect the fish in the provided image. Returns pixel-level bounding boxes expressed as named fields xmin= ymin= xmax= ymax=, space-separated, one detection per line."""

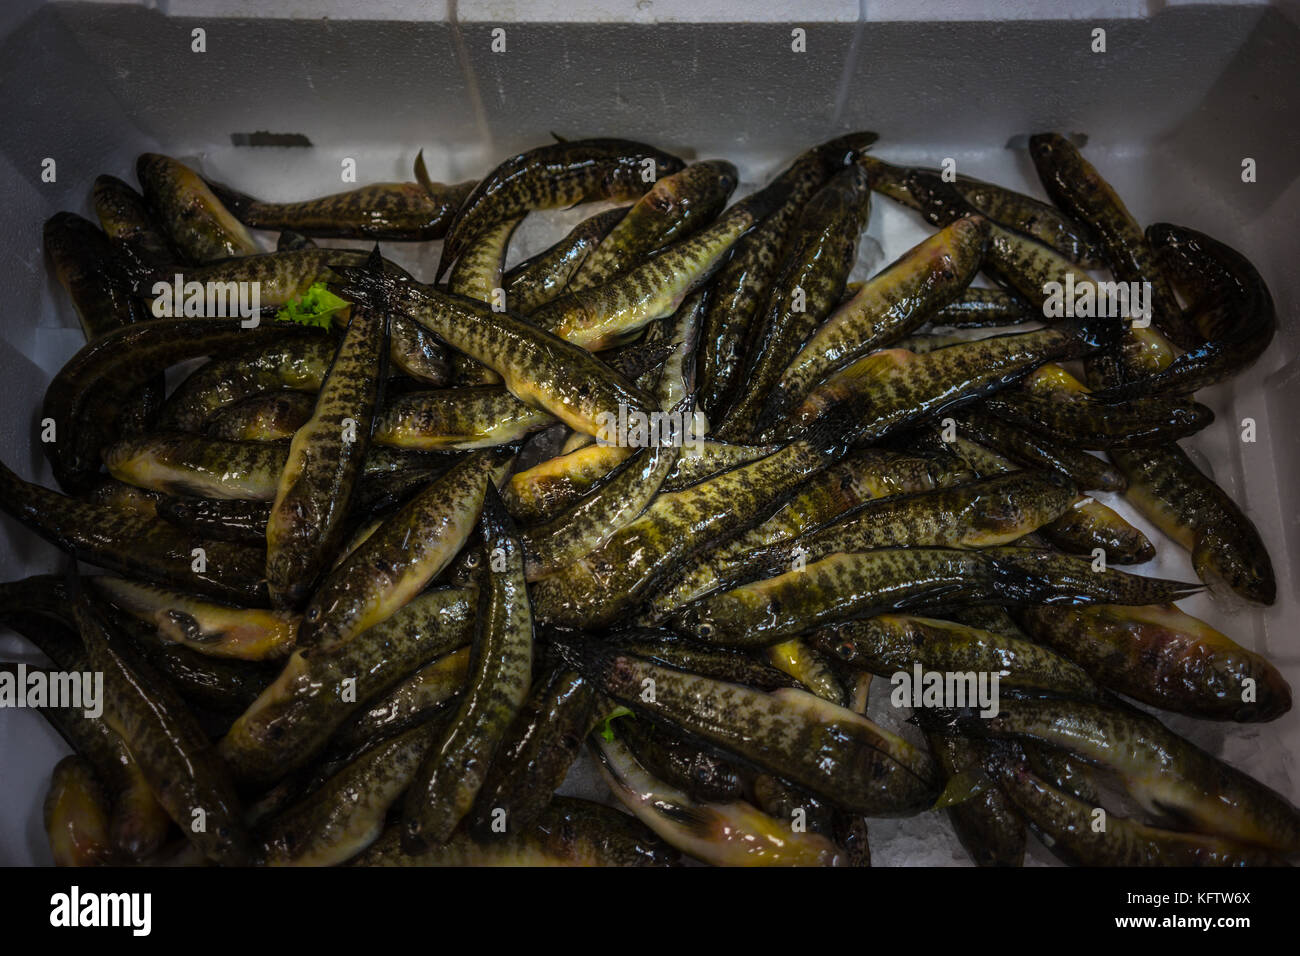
xmin=953 ymin=411 xmax=1128 ymax=493
xmin=332 ymin=647 xmax=470 ymax=751
xmin=155 ymin=496 xmax=272 ymax=545
xmin=504 ymin=207 xmax=627 ymax=314
xmin=43 ymin=756 xmax=115 ymax=867
xmin=606 ymin=628 xmax=801 ymax=691
xmin=267 ymin=298 xmax=388 ymax=608
xmin=438 ymin=138 xmax=685 ymax=278
xmin=764 ymin=638 xmax=848 ymax=707
xmin=44 ymin=212 xmax=145 ymax=341
xmin=402 ymin=487 xmax=533 ymax=849
xmin=981 ymin=389 xmax=1214 ymax=449
xmin=374 ymin=387 xmax=554 ymax=451
xmin=567 ymin=159 xmax=739 ymax=291
xmin=926 ymin=734 xmax=1026 ymax=867
xmin=926 ymin=288 xmax=1034 ymax=329
xmin=761 ymin=215 xmax=988 ymax=428
xmin=717 ymin=164 xmax=874 ymax=439
xmin=92 ymin=174 xmax=178 ymax=280
xmin=619 ymin=714 xmax=748 ymax=803
xmin=73 ymin=585 xmax=252 ymax=864
xmin=667 ymin=546 xmax=1199 ymax=647
xmin=1037 ymin=497 xmax=1156 ymax=565
xmin=593 ymin=733 xmax=843 ymax=866
xmin=297 ymin=448 xmax=510 ymax=649
xmin=219 ymin=587 xmax=475 ymax=785
xmin=104 ymin=432 xmax=290 ymax=500
xmin=206 ymin=391 xmax=316 ymax=442
xmin=350 ymin=796 xmax=678 ymax=866
xmin=1021 ymin=603 xmax=1291 ymax=721
xmin=136 ymin=153 xmax=260 ymax=261
xmin=448 ymin=216 xmax=523 ymax=385
xmin=89 ymin=576 xmax=299 ymax=662
xmin=555 ymin=635 xmax=941 ymax=816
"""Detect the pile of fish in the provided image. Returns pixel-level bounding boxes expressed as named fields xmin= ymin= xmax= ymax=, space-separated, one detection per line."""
xmin=5 ymin=130 xmax=1294 ymax=867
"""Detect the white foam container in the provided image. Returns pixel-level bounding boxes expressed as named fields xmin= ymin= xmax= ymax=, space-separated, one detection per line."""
xmin=1 ymin=0 xmax=1296 ymax=866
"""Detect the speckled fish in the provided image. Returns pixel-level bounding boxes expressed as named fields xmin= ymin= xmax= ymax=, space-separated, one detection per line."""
xmin=298 ymin=449 xmax=510 ymax=649
xmin=926 ymin=734 xmax=1026 ymax=867
xmin=1026 ymin=134 xmax=1187 ymax=346
xmin=502 ymin=442 xmax=633 ymax=523
xmin=0 ymin=459 xmax=267 ymax=604
xmin=259 ymin=720 xmax=442 ymax=866
xmin=332 ymin=647 xmax=469 ymax=751
xmin=857 ymin=155 xmax=1104 ymax=268
xmin=403 ymin=487 xmax=533 ymax=849
xmin=85 ymin=479 xmax=163 ymax=518
xmin=73 ymin=586 xmax=251 ymax=864
xmin=505 ymin=207 xmax=627 ymax=314
xmin=556 ymin=636 xmax=940 ymax=816
xmin=699 ymin=132 xmax=878 ymax=419
xmin=267 ymin=297 xmax=387 ymax=608
xmin=277 ymin=230 xmax=316 ymax=251
xmin=927 ymin=288 xmax=1034 ymax=329
xmin=645 ymin=448 xmax=974 ymax=615
xmin=43 ymin=756 xmax=115 ymax=866
xmin=352 ymin=796 xmax=677 ymax=866
xmin=1089 ymin=223 xmax=1277 ymax=401
xmin=374 ymin=386 xmax=553 ymax=451
xmin=764 ymin=638 xmax=847 ymax=707
xmin=206 ymin=162 xmax=475 ymax=240
xmin=568 ymin=160 xmax=738 ymax=291
xmin=206 ymin=391 xmax=316 ymax=442
xmin=448 ymin=216 xmax=523 ymax=385
xmin=90 ymin=576 xmax=298 ymax=661
xmin=136 ymin=153 xmax=259 ymax=262
xmin=809 ymin=613 xmax=1098 ymax=699
xmin=44 ymin=212 xmax=145 ymax=340
xmin=594 ymin=733 xmax=842 ymax=867
xmin=530 ymin=426 xmax=847 ymax=629
xmin=983 ymin=387 xmax=1213 ymax=449
xmin=438 ymin=138 xmax=684 ymax=278
xmin=951 ymin=697 xmax=1300 ymax=853
xmin=607 ymin=628 xmax=800 ymax=690
xmin=619 ymin=714 xmax=748 ymax=802
xmin=531 ymin=185 xmax=787 ymax=350
xmin=219 ymin=587 xmax=474 ymax=784
xmin=92 ymin=174 xmax=178 ymax=279
xmin=467 ymin=666 xmax=598 ymax=837
xmin=1022 ymin=603 xmax=1290 ymax=722
xmin=160 ymin=337 xmax=336 ymax=432
xmin=668 ymin=546 xmax=1199 ymax=647
xmin=43 ymin=317 xmax=323 ymax=493
xmin=748 ymin=470 xmax=1083 ymax=569
xmin=718 ymin=165 xmax=873 ymax=439
xmin=104 ymin=432 xmax=288 ymax=500
xmin=155 ymin=496 xmax=271 ymax=545
xmin=773 ymin=320 xmax=1115 ymax=446
xmin=657 ymin=440 xmax=777 ymax=493
xmin=761 ymin=215 xmax=987 ymax=428
xmin=953 ymin=411 xmax=1127 ymax=493
xmin=996 ymin=764 xmax=1283 ymax=867
xmin=333 ymin=269 xmax=658 ymax=438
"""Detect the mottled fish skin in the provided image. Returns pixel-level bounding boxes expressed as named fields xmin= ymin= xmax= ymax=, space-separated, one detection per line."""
xmin=1038 ymin=497 xmax=1156 ymax=565
xmin=1089 ymin=223 xmax=1277 ymax=401
xmin=155 ymin=496 xmax=271 ymax=545
xmin=438 ymin=138 xmax=684 ymax=278
xmin=104 ymin=432 xmax=289 ymax=500
xmin=259 ymin=721 xmax=442 ymax=866
xmin=276 ymin=230 xmax=316 ymax=251
xmin=810 ymin=614 xmax=1098 ymax=699
xmin=594 ymin=733 xmax=843 ymax=867
xmin=160 ymin=337 xmax=336 ymax=432
xmin=374 ymin=386 xmax=553 ymax=451
xmin=699 ymin=132 xmax=879 ymax=419
xmin=449 ymin=216 xmax=523 ymax=385
xmin=719 ymin=165 xmax=874 ymax=440
xmin=402 ymin=487 xmax=533 ymax=849
xmin=73 ymin=588 xmax=252 ymax=864
xmin=205 ymin=173 xmax=476 ymax=241
xmin=334 ymin=269 xmax=657 ymax=438
xmin=983 ymin=387 xmax=1213 ymax=449
xmin=207 ymin=391 xmax=316 ymax=442
xmin=467 ymin=666 xmax=598 ymax=837
xmin=997 ymin=764 xmax=1283 ymax=867
xmin=43 ymin=756 xmax=115 ymax=867
xmin=1027 ymin=134 xmax=1192 ymax=347
xmin=1022 ymin=603 xmax=1291 ymax=722
xmin=645 ymin=448 xmax=974 ymax=615
xmin=502 ymin=442 xmax=632 ymax=523
xmin=668 ymin=546 xmax=1199 ymax=648
xmin=927 ymin=288 xmax=1034 ymax=329
xmin=351 ymin=796 xmax=678 ymax=866
xmin=299 ymin=449 xmax=512 ymax=650
xmin=136 ymin=153 xmax=259 ymax=262
xmin=952 ymin=698 xmax=1300 ymax=853
xmin=763 ymin=215 xmax=988 ymax=428
xmin=0 ymin=458 xmax=267 ymax=604
xmin=619 ymin=716 xmax=747 ymax=803
xmin=332 ymin=647 xmax=469 ymax=752
xmin=219 ymin=587 xmax=474 ymax=785
xmin=568 ymin=159 xmax=739 ymax=292
xmin=774 ymin=323 xmax=1110 ymax=447
xmin=657 ymin=441 xmax=777 ymax=493
xmin=606 ymin=628 xmax=801 ymax=691
xmin=556 ymin=636 xmax=940 ymax=816
xmin=505 ymin=207 xmax=627 ymax=314
xmin=92 ymin=174 xmax=178 ymax=280
xmin=954 ymin=411 xmax=1128 ymax=493
xmin=267 ymin=302 xmax=388 ymax=608
xmin=44 ymin=212 xmax=145 ymax=341
xmin=531 ymin=187 xmax=784 ymax=350
xmin=530 ymin=434 xmax=839 ymax=629
xmin=765 ymin=638 xmax=848 ymax=707
xmin=85 ymin=479 xmax=164 ymax=518
xmin=925 ymin=734 xmax=1026 ymax=867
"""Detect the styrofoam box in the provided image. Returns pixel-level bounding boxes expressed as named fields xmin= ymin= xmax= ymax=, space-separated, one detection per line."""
xmin=0 ymin=0 xmax=1296 ymax=866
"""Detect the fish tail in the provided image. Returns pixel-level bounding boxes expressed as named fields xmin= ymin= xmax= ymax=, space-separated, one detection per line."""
xmin=986 ymin=548 xmax=1201 ymax=606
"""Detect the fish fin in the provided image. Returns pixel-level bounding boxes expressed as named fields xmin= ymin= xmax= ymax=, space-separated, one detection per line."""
xmin=413 ymin=149 xmax=438 ymax=196
xmin=550 ymin=131 xmax=569 ymax=144
xmin=932 ymin=769 xmax=992 ymax=809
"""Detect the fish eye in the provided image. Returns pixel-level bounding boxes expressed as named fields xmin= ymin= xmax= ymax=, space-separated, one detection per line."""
xmin=835 ymin=641 xmax=855 ymax=660
xmin=305 ymin=606 xmax=321 ymax=623
xmin=697 ymin=621 xmax=714 ymax=639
